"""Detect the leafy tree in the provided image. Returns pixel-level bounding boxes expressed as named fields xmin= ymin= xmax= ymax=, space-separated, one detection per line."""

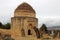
xmin=0 ymin=22 xmax=11 ymax=29
xmin=0 ymin=22 xmax=3 ymax=26
xmin=0 ymin=22 xmax=3 ymax=29
xmin=4 ymin=23 xmax=11 ymax=29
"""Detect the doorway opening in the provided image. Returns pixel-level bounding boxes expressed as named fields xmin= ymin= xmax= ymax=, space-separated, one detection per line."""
xmin=28 ymin=29 xmax=32 ymax=35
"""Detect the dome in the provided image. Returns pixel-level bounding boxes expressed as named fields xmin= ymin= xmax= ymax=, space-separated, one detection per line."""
xmin=14 ymin=2 xmax=35 ymax=13
xmin=14 ymin=2 xmax=36 ymax=17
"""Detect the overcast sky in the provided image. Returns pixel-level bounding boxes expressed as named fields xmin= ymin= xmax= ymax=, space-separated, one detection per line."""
xmin=0 ymin=0 xmax=60 ymax=27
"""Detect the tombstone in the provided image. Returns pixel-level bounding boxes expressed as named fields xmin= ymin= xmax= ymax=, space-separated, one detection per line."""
xmin=53 ymin=30 xmax=58 ymax=38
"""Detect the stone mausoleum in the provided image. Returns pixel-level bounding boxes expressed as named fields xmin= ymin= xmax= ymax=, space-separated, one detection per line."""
xmin=11 ymin=2 xmax=38 ymax=40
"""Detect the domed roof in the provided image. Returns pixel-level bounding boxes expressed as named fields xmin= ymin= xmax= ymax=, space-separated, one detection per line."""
xmin=14 ymin=2 xmax=35 ymax=13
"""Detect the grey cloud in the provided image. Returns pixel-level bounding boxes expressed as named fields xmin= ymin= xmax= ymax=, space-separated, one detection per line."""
xmin=0 ymin=0 xmax=60 ymax=27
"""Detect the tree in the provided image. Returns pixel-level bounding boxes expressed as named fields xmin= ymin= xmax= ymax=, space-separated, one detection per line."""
xmin=0 ymin=22 xmax=11 ymax=29
xmin=4 ymin=23 xmax=11 ymax=29
xmin=42 ymin=24 xmax=47 ymax=33
xmin=0 ymin=22 xmax=3 ymax=26
xmin=0 ymin=22 xmax=4 ymax=29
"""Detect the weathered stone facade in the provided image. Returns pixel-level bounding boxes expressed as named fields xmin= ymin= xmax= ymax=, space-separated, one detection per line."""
xmin=11 ymin=2 xmax=38 ymax=40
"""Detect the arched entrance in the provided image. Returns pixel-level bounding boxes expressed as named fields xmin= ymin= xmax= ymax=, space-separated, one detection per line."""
xmin=28 ymin=29 xmax=32 ymax=35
